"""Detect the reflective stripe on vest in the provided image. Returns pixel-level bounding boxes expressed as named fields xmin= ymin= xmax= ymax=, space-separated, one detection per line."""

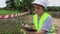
xmin=33 ymin=12 xmax=55 ymax=34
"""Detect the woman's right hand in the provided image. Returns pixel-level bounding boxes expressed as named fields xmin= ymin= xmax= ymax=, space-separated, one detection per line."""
xmin=23 ymin=24 xmax=30 ymax=28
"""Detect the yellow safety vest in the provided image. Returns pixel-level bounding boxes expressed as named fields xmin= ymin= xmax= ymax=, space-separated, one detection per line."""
xmin=33 ymin=12 xmax=55 ymax=34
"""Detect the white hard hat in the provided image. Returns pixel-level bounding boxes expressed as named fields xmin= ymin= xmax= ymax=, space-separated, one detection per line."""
xmin=32 ymin=0 xmax=48 ymax=8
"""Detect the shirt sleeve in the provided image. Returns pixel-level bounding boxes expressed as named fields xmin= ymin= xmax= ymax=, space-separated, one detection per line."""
xmin=41 ymin=16 xmax=52 ymax=31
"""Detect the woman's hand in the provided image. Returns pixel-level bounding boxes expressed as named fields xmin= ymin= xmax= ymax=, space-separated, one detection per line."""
xmin=23 ymin=24 xmax=30 ymax=28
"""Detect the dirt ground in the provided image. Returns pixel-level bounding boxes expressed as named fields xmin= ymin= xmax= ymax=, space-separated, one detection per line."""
xmin=52 ymin=18 xmax=60 ymax=34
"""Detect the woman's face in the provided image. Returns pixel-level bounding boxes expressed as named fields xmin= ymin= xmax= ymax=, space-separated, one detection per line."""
xmin=34 ymin=4 xmax=44 ymax=14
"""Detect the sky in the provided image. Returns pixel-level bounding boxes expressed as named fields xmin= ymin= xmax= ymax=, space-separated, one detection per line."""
xmin=48 ymin=0 xmax=60 ymax=6
xmin=0 ymin=0 xmax=7 ymax=8
xmin=0 ymin=0 xmax=60 ymax=8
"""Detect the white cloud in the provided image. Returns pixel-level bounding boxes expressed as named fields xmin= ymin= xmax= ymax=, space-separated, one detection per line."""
xmin=48 ymin=0 xmax=60 ymax=6
xmin=0 ymin=0 xmax=60 ymax=8
xmin=0 ymin=0 xmax=7 ymax=8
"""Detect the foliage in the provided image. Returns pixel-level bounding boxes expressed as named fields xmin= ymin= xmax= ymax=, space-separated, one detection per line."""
xmin=5 ymin=0 xmax=15 ymax=9
xmin=20 ymin=0 xmax=34 ymax=13
xmin=5 ymin=0 xmax=34 ymax=14
xmin=45 ymin=6 xmax=60 ymax=12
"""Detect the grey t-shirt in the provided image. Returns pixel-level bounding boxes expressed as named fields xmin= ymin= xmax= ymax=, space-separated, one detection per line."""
xmin=23 ymin=15 xmax=52 ymax=34
xmin=41 ymin=16 xmax=52 ymax=34
xmin=33 ymin=15 xmax=52 ymax=34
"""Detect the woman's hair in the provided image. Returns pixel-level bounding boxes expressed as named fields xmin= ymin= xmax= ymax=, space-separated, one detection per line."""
xmin=33 ymin=3 xmax=45 ymax=8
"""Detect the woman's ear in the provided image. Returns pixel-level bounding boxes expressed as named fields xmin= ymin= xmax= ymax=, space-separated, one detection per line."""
xmin=43 ymin=7 xmax=45 ymax=11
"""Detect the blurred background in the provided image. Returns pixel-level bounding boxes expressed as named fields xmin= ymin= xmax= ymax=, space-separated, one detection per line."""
xmin=0 ymin=0 xmax=60 ymax=34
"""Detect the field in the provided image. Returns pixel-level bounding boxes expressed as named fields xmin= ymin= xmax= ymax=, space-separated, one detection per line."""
xmin=0 ymin=10 xmax=23 ymax=34
xmin=0 ymin=11 xmax=60 ymax=34
xmin=0 ymin=10 xmax=20 ymax=15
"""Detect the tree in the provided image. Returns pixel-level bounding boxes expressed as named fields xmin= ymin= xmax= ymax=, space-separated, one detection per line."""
xmin=20 ymin=0 xmax=34 ymax=14
xmin=14 ymin=0 xmax=21 ymax=9
xmin=5 ymin=0 xmax=35 ymax=13
xmin=6 ymin=0 xmax=15 ymax=9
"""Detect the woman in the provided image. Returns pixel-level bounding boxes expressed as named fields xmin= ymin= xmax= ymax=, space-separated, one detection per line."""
xmin=22 ymin=0 xmax=55 ymax=34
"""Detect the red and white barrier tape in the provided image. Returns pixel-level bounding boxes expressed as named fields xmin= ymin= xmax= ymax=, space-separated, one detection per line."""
xmin=0 ymin=14 xmax=20 ymax=19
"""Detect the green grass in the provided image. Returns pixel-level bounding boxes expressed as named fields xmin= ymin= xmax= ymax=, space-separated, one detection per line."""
xmin=0 ymin=19 xmax=24 ymax=34
xmin=0 ymin=10 xmax=24 ymax=34
xmin=0 ymin=10 xmax=20 ymax=15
